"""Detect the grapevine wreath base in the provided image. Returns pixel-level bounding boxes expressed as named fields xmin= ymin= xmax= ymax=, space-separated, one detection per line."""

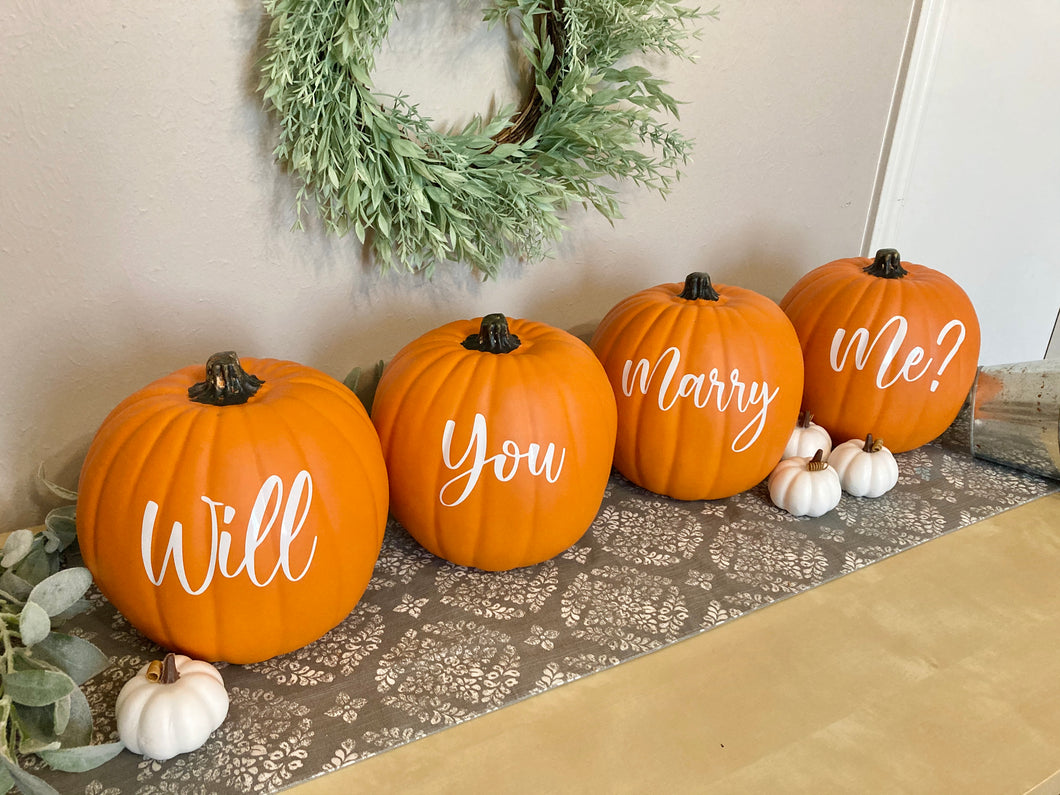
xmin=259 ymin=0 xmax=708 ymax=276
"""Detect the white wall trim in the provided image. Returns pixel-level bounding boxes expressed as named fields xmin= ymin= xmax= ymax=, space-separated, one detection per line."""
xmin=864 ymin=0 xmax=952 ymax=254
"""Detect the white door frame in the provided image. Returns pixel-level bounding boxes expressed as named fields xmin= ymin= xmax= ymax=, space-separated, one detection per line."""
xmin=863 ymin=0 xmax=949 ymax=257
xmin=865 ymin=0 xmax=1060 ymax=360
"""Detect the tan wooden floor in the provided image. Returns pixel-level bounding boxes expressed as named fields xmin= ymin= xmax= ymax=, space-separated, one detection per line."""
xmin=294 ymin=491 xmax=1060 ymax=795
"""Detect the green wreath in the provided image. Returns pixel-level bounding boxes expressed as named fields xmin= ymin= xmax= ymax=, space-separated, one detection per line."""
xmin=260 ymin=0 xmax=707 ymax=277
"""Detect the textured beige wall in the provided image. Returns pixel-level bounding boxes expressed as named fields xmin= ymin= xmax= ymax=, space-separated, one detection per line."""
xmin=0 ymin=1 xmax=915 ymax=528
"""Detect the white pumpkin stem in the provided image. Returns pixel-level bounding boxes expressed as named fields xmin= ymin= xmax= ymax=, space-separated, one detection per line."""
xmin=146 ymin=653 xmax=181 ymax=684
xmin=863 ymin=434 xmax=884 ymax=453
xmin=797 ymin=411 xmax=814 ymax=428
xmin=807 ymin=449 xmax=828 ymax=471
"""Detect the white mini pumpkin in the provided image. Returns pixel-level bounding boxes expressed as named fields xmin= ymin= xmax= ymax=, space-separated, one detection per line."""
xmin=115 ymin=653 xmax=229 ymax=760
xmin=829 ymin=434 xmax=899 ymax=498
xmin=768 ymin=450 xmax=842 ymax=518
xmin=782 ymin=411 xmax=833 ymax=460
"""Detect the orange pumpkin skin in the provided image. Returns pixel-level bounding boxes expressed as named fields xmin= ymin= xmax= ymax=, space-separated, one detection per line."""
xmin=371 ymin=315 xmax=617 ymax=571
xmin=779 ymin=249 xmax=980 ymax=453
xmin=76 ymin=354 xmax=389 ymax=664
xmin=590 ymin=274 xmax=804 ymax=500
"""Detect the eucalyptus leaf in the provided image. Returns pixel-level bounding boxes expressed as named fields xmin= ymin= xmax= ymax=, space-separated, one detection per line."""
xmin=28 ymin=567 xmax=93 ymax=617
xmin=13 ymin=546 xmax=55 ymax=587
xmin=0 ymin=755 xmax=61 ymax=795
xmin=2 ymin=669 xmax=76 ymax=707
xmin=42 ymin=505 xmax=77 ymax=552
xmin=55 ymin=684 xmax=93 ymax=748
xmin=30 ymin=632 xmax=109 ymax=686
xmin=41 ymin=532 xmax=61 ymax=555
xmin=13 ymin=689 xmax=89 ymax=756
xmin=12 ymin=702 xmax=54 ymax=744
xmin=50 ymin=598 xmax=94 ymax=626
xmin=0 ymin=485 xmax=114 ymax=783
xmin=1 ymin=529 xmax=34 ymax=568
xmin=17 ymin=736 xmax=61 ymax=756
xmin=36 ymin=465 xmax=78 ymax=502
xmin=52 ymin=693 xmax=71 ymax=737
xmin=0 ymin=569 xmax=32 ymax=601
xmin=12 ymin=647 xmax=48 ymax=671
xmin=38 ymin=742 xmax=125 ymax=773
xmin=18 ymin=600 xmax=51 ymax=647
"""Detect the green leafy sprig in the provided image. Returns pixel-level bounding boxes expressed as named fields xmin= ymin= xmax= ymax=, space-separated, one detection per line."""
xmin=259 ymin=0 xmax=713 ymax=277
xmin=0 ymin=486 xmax=122 ymax=795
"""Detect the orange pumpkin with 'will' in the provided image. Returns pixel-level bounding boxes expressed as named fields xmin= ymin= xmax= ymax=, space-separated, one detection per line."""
xmin=590 ymin=272 xmax=804 ymax=500
xmin=779 ymin=248 xmax=980 ymax=453
xmin=77 ymin=352 xmax=389 ymax=664
xmin=371 ymin=314 xmax=617 ymax=571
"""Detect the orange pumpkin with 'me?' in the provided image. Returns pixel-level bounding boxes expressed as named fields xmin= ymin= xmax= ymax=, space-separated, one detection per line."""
xmin=590 ymin=272 xmax=804 ymax=500
xmin=76 ymin=352 xmax=389 ymax=664
xmin=780 ymin=249 xmax=980 ymax=453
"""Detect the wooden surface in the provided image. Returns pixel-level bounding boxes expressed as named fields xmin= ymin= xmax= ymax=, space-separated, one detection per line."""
xmin=294 ymin=492 xmax=1060 ymax=795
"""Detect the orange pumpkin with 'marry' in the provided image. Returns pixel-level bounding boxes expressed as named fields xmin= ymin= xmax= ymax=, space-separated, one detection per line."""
xmin=590 ymin=272 xmax=804 ymax=500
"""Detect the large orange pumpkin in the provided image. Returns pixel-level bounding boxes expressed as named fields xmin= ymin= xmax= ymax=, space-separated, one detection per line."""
xmin=371 ymin=314 xmax=617 ymax=571
xmin=590 ymin=272 xmax=804 ymax=500
xmin=779 ymin=248 xmax=981 ymax=453
xmin=77 ymin=351 xmax=389 ymax=664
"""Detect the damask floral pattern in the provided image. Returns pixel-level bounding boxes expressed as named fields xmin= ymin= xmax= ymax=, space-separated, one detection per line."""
xmin=37 ymin=422 xmax=1057 ymax=794
xmin=434 ymin=561 xmax=559 ymax=619
xmin=561 ymin=565 xmax=690 ymax=651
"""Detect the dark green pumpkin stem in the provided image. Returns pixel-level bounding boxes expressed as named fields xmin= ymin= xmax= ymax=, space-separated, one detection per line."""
xmin=864 ymin=248 xmax=908 ymax=279
xmin=462 ymin=313 xmax=521 ymax=354
xmin=188 ymin=351 xmax=264 ymax=406
xmin=678 ymin=272 xmax=720 ymax=301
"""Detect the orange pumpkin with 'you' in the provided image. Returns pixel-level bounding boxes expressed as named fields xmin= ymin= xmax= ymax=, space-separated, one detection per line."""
xmin=371 ymin=314 xmax=617 ymax=571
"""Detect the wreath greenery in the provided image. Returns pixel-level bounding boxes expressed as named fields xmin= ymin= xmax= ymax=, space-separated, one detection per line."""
xmin=260 ymin=0 xmax=708 ymax=277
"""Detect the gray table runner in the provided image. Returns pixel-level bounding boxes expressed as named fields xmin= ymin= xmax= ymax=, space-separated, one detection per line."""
xmin=34 ymin=416 xmax=1059 ymax=793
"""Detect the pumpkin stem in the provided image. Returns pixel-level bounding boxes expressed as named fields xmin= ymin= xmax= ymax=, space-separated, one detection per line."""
xmin=797 ymin=410 xmax=814 ymax=428
xmin=462 ymin=313 xmax=521 ymax=354
xmin=863 ymin=434 xmax=884 ymax=453
xmin=807 ymin=449 xmax=829 ymax=471
xmin=146 ymin=653 xmax=181 ymax=684
xmin=677 ymin=272 xmax=721 ymax=302
xmin=863 ymin=248 xmax=909 ymax=279
xmin=188 ymin=351 xmax=264 ymax=406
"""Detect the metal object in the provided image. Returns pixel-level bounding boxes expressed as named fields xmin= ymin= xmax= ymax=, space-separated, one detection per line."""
xmin=970 ymin=359 xmax=1060 ymax=480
